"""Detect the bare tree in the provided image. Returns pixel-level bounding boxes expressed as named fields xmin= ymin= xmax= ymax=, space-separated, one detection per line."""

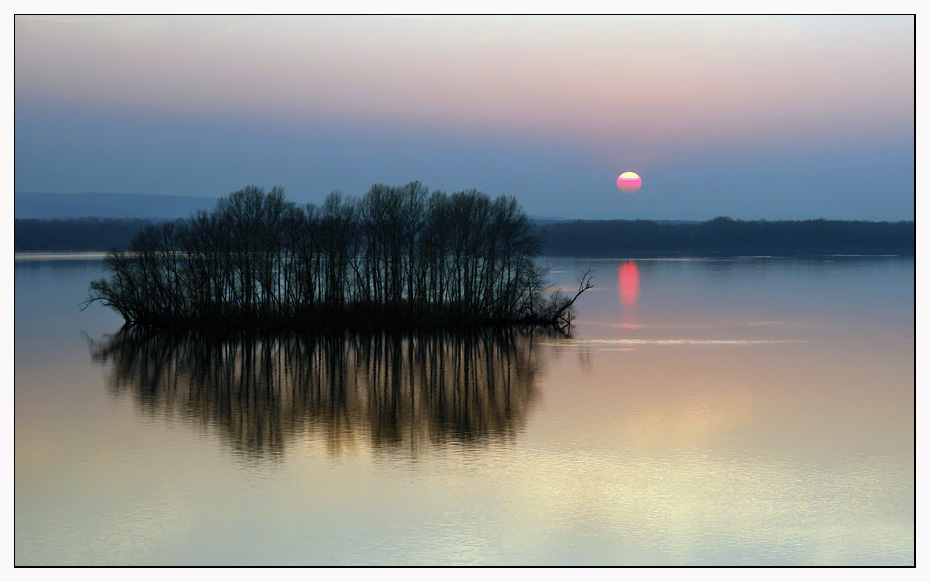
xmin=86 ymin=183 xmax=592 ymax=332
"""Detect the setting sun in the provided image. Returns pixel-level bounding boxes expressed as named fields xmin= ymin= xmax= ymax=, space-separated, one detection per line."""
xmin=617 ymin=171 xmax=642 ymax=193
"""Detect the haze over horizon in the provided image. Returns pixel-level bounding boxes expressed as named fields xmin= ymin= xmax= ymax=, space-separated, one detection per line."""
xmin=14 ymin=15 xmax=914 ymax=221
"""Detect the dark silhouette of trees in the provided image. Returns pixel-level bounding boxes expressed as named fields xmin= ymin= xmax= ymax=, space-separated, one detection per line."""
xmin=538 ymin=217 xmax=915 ymax=257
xmin=14 ymin=218 xmax=156 ymax=251
xmin=17 ymin=215 xmax=914 ymax=258
xmin=85 ymin=183 xmax=585 ymax=332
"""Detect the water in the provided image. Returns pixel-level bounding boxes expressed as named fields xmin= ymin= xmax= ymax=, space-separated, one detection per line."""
xmin=14 ymin=255 xmax=914 ymax=565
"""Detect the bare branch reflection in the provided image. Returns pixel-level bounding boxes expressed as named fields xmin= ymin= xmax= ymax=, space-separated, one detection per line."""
xmin=88 ymin=328 xmax=544 ymax=459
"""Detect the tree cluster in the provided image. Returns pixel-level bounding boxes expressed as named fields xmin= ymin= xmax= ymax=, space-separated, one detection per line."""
xmin=18 ymin=215 xmax=914 ymax=258
xmin=86 ymin=183 xmax=589 ymax=331
xmin=539 ymin=216 xmax=915 ymax=257
xmin=15 ymin=218 xmax=155 ymax=252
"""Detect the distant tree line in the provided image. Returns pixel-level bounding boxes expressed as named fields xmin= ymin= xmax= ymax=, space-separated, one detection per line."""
xmin=15 ymin=218 xmax=156 ymax=252
xmin=538 ymin=216 xmax=915 ymax=256
xmin=85 ymin=183 xmax=591 ymax=332
xmin=18 ymin=215 xmax=915 ymax=257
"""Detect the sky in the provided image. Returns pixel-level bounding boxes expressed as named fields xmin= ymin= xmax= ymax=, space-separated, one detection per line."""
xmin=13 ymin=14 xmax=915 ymax=220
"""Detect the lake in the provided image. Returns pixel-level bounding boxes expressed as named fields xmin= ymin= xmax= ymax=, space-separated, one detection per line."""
xmin=14 ymin=254 xmax=914 ymax=566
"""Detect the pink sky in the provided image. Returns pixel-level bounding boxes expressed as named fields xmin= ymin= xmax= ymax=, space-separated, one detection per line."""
xmin=15 ymin=16 xmax=913 ymax=147
xmin=14 ymin=15 xmax=915 ymax=220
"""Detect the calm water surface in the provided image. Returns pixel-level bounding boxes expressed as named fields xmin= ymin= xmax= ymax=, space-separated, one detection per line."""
xmin=14 ymin=255 xmax=914 ymax=565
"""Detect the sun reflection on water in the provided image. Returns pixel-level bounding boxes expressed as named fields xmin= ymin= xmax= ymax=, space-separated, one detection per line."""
xmin=618 ymin=260 xmax=640 ymax=330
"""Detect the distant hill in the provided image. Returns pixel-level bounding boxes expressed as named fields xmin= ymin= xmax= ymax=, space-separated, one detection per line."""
xmin=14 ymin=192 xmax=219 ymax=220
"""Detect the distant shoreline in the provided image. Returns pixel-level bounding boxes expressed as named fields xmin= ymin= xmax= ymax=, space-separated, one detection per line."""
xmin=15 ymin=217 xmax=915 ymax=257
xmin=14 ymin=253 xmax=912 ymax=264
xmin=15 ymin=252 xmax=110 ymax=260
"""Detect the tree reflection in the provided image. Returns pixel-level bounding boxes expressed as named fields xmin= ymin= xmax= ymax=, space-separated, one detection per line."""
xmin=88 ymin=328 xmax=544 ymax=459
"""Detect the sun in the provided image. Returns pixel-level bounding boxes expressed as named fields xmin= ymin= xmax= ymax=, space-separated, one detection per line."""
xmin=616 ymin=172 xmax=642 ymax=193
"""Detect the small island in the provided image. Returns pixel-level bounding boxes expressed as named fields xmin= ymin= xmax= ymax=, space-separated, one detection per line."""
xmin=86 ymin=182 xmax=592 ymax=332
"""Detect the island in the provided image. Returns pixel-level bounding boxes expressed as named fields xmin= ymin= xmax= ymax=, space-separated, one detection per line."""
xmin=85 ymin=182 xmax=592 ymax=332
